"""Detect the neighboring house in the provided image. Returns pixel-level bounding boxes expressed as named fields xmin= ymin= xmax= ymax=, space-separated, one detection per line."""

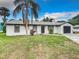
xmin=6 ymin=20 xmax=73 ymax=36
xmin=73 ymin=25 xmax=79 ymax=33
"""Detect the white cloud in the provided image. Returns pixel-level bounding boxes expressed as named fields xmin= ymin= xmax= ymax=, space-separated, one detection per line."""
xmin=39 ymin=12 xmax=79 ymax=21
xmin=0 ymin=0 xmax=15 ymax=22
xmin=44 ymin=12 xmax=65 ymax=19
xmin=0 ymin=0 xmax=15 ymax=10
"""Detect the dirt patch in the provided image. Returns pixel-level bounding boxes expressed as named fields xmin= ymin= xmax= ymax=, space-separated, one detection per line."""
xmin=7 ymin=49 xmax=25 ymax=59
xmin=32 ymin=44 xmax=50 ymax=59
xmin=58 ymin=54 xmax=79 ymax=59
xmin=2 ymin=43 xmax=26 ymax=59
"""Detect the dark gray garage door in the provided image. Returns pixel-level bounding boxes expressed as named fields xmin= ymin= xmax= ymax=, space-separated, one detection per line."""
xmin=64 ymin=26 xmax=71 ymax=33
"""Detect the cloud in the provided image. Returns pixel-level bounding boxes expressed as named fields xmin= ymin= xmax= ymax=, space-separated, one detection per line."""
xmin=44 ymin=12 xmax=65 ymax=19
xmin=39 ymin=12 xmax=79 ymax=21
xmin=0 ymin=0 xmax=15 ymax=10
xmin=0 ymin=0 xmax=15 ymax=22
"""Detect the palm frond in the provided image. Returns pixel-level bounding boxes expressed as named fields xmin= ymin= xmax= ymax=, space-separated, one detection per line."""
xmin=0 ymin=7 xmax=9 ymax=12
xmin=13 ymin=4 xmax=24 ymax=17
xmin=6 ymin=12 xmax=10 ymax=17
xmin=30 ymin=0 xmax=40 ymax=19
xmin=14 ymin=0 xmax=24 ymax=5
xmin=0 ymin=7 xmax=10 ymax=17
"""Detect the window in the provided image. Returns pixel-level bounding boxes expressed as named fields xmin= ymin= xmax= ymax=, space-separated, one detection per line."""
xmin=14 ymin=25 xmax=20 ymax=33
xmin=41 ymin=26 xmax=45 ymax=33
xmin=32 ymin=25 xmax=37 ymax=32
xmin=33 ymin=25 xmax=37 ymax=30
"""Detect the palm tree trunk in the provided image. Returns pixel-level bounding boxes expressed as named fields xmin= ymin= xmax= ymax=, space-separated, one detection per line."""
xmin=24 ymin=0 xmax=29 ymax=35
xmin=4 ymin=16 xmax=6 ymax=25
xmin=22 ymin=3 xmax=27 ymax=35
xmin=3 ymin=15 xmax=6 ymax=33
xmin=22 ymin=0 xmax=28 ymax=35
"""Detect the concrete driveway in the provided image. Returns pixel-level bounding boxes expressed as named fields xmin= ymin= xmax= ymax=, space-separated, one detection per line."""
xmin=64 ymin=34 xmax=79 ymax=44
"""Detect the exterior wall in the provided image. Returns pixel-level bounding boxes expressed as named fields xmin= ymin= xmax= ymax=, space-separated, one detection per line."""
xmin=61 ymin=23 xmax=73 ymax=34
xmin=53 ymin=26 xmax=61 ymax=34
xmin=37 ymin=26 xmax=41 ymax=34
xmin=6 ymin=23 xmax=73 ymax=36
xmin=6 ymin=25 xmax=42 ymax=36
xmin=6 ymin=25 xmax=26 ymax=36
xmin=28 ymin=25 xmax=41 ymax=35
xmin=27 ymin=26 xmax=33 ymax=35
xmin=53 ymin=26 xmax=57 ymax=34
xmin=44 ymin=26 xmax=49 ymax=34
xmin=53 ymin=23 xmax=73 ymax=34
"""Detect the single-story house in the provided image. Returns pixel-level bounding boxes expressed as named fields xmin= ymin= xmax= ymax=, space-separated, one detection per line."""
xmin=6 ymin=20 xmax=73 ymax=36
xmin=73 ymin=25 xmax=79 ymax=33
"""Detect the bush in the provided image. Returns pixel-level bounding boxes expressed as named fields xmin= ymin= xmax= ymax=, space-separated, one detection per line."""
xmin=49 ymin=28 xmax=53 ymax=34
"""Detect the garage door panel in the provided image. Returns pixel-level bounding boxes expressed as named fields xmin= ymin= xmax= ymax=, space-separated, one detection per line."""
xmin=64 ymin=26 xmax=71 ymax=33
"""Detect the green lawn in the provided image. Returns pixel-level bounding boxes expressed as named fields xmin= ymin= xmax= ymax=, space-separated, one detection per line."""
xmin=0 ymin=33 xmax=79 ymax=59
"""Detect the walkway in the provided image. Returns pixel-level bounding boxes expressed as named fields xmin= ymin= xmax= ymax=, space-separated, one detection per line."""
xmin=64 ymin=34 xmax=79 ymax=44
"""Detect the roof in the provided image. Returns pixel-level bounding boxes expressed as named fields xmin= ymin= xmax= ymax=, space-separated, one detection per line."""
xmin=74 ymin=25 xmax=79 ymax=27
xmin=6 ymin=20 xmax=70 ymax=26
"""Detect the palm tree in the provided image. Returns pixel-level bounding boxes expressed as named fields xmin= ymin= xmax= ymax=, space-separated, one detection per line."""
xmin=13 ymin=0 xmax=39 ymax=34
xmin=13 ymin=0 xmax=39 ymax=20
xmin=0 ymin=7 xmax=10 ymax=33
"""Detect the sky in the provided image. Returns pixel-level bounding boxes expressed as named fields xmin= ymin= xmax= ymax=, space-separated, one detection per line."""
xmin=0 ymin=0 xmax=79 ymax=22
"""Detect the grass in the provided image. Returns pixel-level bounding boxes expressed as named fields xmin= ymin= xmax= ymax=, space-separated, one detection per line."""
xmin=0 ymin=33 xmax=79 ymax=59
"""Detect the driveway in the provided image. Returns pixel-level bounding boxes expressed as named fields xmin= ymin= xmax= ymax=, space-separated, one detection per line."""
xmin=64 ymin=34 xmax=79 ymax=44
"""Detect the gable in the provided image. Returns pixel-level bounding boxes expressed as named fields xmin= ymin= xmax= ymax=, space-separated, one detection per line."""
xmin=61 ymin=23 xmax=72 ymax=26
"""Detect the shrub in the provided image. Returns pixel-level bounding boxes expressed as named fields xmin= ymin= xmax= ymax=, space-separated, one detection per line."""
xmin=49 ymin=28 xmax=53 ymax=34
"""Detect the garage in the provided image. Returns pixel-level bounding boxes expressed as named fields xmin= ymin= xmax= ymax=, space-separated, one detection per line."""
xmin=64 ymin=26 xmax=71 ymax=33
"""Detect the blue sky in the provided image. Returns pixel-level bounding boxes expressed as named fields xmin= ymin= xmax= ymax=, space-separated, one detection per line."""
xmin=0 ymin=0 xmax=79 ymax=21
xmin=36 ymin=0 xmax=79 ymax=21
xmin=37 ymin=0 xmax=79 ymax=16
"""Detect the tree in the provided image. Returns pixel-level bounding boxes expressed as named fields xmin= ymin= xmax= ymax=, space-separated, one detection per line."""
xmin=0 ymin=7 xmax=10 ymax=33
xmin=69 ymin=15 xmax=79 ymax=25
xmin=43 ymin=17 xmax=49 ymax=22
xmin=13 ymin=0 xmax=39 ymax=34
xmin=43 ymin=17 xmax=54 ymax=22
xmin=19 ymin=19 xmax=22 ymax=21
xmin=49 ymin=18 xmax=54 ymax=22
xmin=9 ymin=19 xmax=15 ymax=21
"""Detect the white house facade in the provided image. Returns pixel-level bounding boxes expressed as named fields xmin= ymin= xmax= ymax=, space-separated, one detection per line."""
xmin=6 ymin=20 xmax=73 ymax=36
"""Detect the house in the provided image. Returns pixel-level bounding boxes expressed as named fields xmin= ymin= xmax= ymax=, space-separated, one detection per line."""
xmin=6 ymin=20 xmax=73 ymax=36
xmin=73 ymin=25 xmax=79 ymax=33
